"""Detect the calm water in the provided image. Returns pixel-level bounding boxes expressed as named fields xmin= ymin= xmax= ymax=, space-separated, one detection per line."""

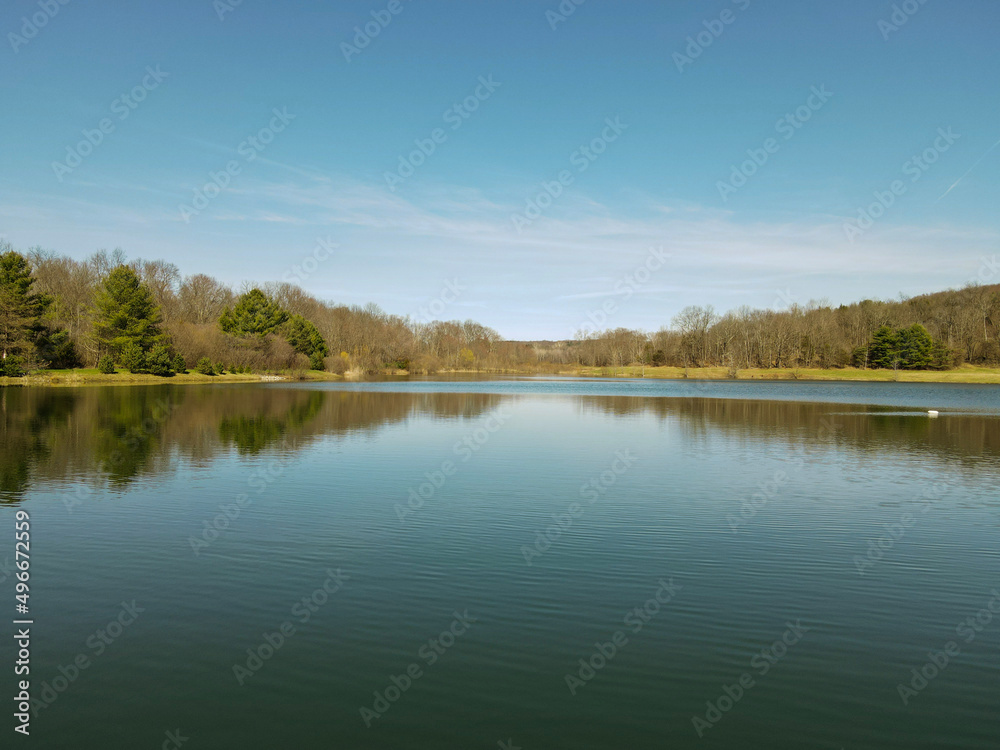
xmin=1 ymin=378 xmax=999 ymax=748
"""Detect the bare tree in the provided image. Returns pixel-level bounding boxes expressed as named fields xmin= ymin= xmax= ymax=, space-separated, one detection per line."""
xmin=179 ymin=274 xmax=233 ymax=324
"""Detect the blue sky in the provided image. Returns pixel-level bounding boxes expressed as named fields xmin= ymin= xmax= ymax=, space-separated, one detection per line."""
xmin=2 ymin=0 xmax=998 ymax=339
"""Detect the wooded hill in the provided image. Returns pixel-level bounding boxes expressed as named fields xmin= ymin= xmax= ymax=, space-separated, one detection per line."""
xmin=562 ymin=281 xmax=1000 ymax=372
xmin=2 ymin=242 xmax=998 ymax=376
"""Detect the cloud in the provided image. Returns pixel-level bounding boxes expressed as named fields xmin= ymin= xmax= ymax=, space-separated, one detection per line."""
xmin=2 ymin=169 xmax=996 ymax=338
xmin=173 ymin=172 xmax=996 ymax=276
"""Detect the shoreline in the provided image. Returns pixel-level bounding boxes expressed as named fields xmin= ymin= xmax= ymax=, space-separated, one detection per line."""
xmin=567 ymin=364 xmax=1000 ymax=384
xmin=4 ymin=364 xmax=1000 ymax=388
xmin=0 ymin=369 xmax=343 ymax=388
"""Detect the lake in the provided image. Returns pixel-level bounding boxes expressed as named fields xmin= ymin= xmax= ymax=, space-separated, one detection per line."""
xmin=2 ymin=378 xmax=999 ymax=748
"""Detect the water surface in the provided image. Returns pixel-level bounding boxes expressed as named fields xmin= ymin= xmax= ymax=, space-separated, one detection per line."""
xmin=2 ymin=379 xmax=998 ymax=748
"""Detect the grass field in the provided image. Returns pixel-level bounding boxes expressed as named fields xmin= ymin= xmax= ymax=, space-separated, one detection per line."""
xmin=0 ymin=368 xmax=343 ymax=388
xmin=571 ymin=364 xmax=1000 ymax=384
xmin=4 ymin=365 xmax=1000 ymax=387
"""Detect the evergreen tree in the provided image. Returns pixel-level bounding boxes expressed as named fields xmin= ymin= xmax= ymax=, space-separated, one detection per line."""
xmin=121 ymin=342 xmax=146 ymax=373
xmin=1 ymin=355 xmax=25 ymax=377
xmin=0 ymin=250 xmax=51 ymax=368
xmin=897 ymin=324 xmax=933 ymax=369
xmin=930 ymin=341 xmax=955 ymax=370
xmin=284 ymin=314 xmax=330 ymax=367
xmin=863 ymin=324 xmax=948 ymax=370
xmin=92 ymin=265 xmax=163 ymax=357
xmin=146 ymin=344 xmax=175 ymax=376
xmin=219 ymin=289 xmax=288 ymax=337
xmin=868 ymin=326 xmax=899 ymax=369
xmin=35 ymin=328 xmax=79 ymax=369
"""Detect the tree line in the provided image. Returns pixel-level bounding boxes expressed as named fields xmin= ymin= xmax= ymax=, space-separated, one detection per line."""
xmin=0 ymin=243 xmax=523 ymax=376
xmin=2 ymin=241 xmax=997 ymax=377
xmin=562 ymin=284 xmax=998 ymax=372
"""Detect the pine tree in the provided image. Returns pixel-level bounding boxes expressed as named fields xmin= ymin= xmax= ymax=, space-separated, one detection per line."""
xmin=219 ymin=289 xmax=288 ymax=337
xmin=930 ymin=341 xmax=954 ymax=370
xmin=868 ymin=326 xmax=899 ymax=369
xmin=0 ymin=250 xmax=51 ymax=368
xmin=863 ymin=324 xmax=947 ymax=370
xmin=35 ymin=328 xmax=78 ymax=368
xmin=92 ymin=265 xmax=163 ymax=357
xmin=897 ymin=324 xmax=933 ymax=369
xmin=308 ymin=351 xmax=326 ymax=370
xmin=284 ymin=314 xmax=329 ymax=368
xmin=146 ymin=344 xmax=174 ymax=376
xmin=121 ymin=341 xmax=146 ymax=373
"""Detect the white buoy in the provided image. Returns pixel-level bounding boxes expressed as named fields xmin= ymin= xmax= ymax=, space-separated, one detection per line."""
xmin=928 ymin=410 xmax=939 ymax=417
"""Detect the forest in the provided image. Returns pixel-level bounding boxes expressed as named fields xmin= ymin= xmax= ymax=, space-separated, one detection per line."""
xmin=1 ymin=242 xmax=998 ymax=377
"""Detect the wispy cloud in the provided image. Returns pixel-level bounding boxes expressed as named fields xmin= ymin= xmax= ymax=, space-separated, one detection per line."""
xmin=3 ymin=169 xmax=997 ymax=337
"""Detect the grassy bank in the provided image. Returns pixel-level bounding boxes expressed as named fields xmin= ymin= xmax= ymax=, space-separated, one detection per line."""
xmin=5 ymin=364 xmax=1000 ymax=387
xmin=570 ymin=364 xmax=1000 ymax=384
xmin=0 ymin=368 xmax=344 ymax=388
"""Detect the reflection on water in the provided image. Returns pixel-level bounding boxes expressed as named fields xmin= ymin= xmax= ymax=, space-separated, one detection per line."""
xmin=2 ymin=384 xmax=997 ymax=504
xmin=3 ymin=381 xmax=1000 ymax=749
xmin=578 ymin=396 xmax=1000 ymax=469
xmin=0 ymin=385 xmax=504 ymax=502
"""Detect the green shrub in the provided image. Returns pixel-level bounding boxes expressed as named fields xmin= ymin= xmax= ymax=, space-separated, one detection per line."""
xmin=39 ymin=329 xmax=80 ymax=369
xmin=97 ymin=355 xmax=116 ymax=374
xmin=121 ymin=342 xmax=146 ymax=373
xmin=172 ymin=354 xmax=187 ymax=373
xmin=195 ymin=357 xmax=215 ymax=375
xmin=309 ymin=351 xmax=326 ymax=371
xmin=2 ymin=356 xmax=26 ymax=377
xmin=146 ymin=345 xmax=175 ymax=377
xmin=214 ymin=362 xmax=225 ymax=375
